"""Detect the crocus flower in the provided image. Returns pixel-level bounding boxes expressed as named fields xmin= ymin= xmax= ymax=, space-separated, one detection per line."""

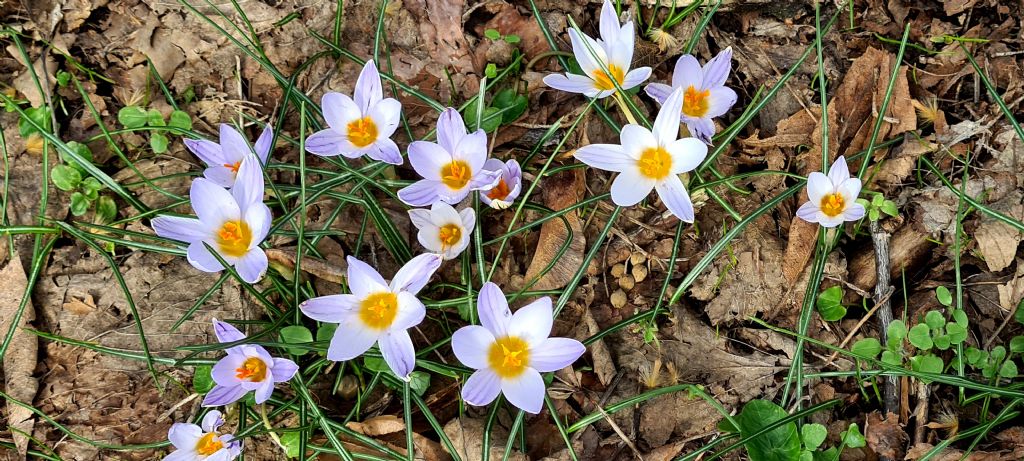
xmin=202 ymin=319 xmax=298 ymax=407
xmin=479 ymin=159 xmax=522 ymax=210
xmin=574 ymin=87 xmax=707 ymax=222
xmin=451 ymin=282 xmax=586 ymax=414
xmin=185 ymin=124 xmax=273 ymax=188
xmin=151 ymin=156 xmax=271 ymax=283
xmin=645 ymin=47 xmax=737 ymax=144
xmin=397 ymin=108 xmax=500 ymax=206
xmin=305 ymin=60 xmax=402 ymax=165
xmin=165 ymin=410 xmax=242 ymax=461
xmin=543 ymin=0 xmax=651 ymax=99
xmin=408 ymin=202 xmax=475 ymax=260
xmin=796 ymin=156 xmax=865 ymax=227
xmin=299 ymin=253 xmax=442 ymax=379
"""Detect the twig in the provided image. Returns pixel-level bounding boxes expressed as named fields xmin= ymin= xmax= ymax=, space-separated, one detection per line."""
xmin=913 ymin=380 xmax=930 ymax=444
xmin=870 ymin=219 xmax=900 ymax=457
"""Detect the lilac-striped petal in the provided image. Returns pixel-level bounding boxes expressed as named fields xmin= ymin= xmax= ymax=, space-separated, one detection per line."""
xmin=455 ymin=130 xmax=488 ymax=172
xmin=843 ymin=202 xmax=866 ymax=221
xmin=436 ymin=108 xmax=467 ymax=154
xmin=467 ymin=169 xmax=501 ymax=191
xmin=202 ymin=384 xmax=247 ymax=407
xmin=305 ymin=129 xmax=351 ymax=157
xmin=543 ymin=73 xmax=595 ymax=95
xmin=367 ymin=138 xmax=402 ymax=165
xmin=379 ymin=329 xmax=416 ymax=379
xmin=187 ymin=241 xmax=226 ymax=272
xmin=211 ymin=353 xmax=246 ymax=385
xmin=704 ymin=86 xmax=737 ymax=119
xmin=462 ymin=369 xmax=502 ymax=407
xmin=621 ymin=66 xmax=651 ymax=91
xmin=685 ymin=117 xmax=716 ymax=145
xmin=827 ymin=156 xmax=851 ymax=187
xmin=219 ymin=124 xmax=251 ymax=164
xmin=645 ymin=82 xmax=674 ymax=104
xmin=327 ymin=322 xmax=378 ymax=361
xmin=300 ymin=294 xmax=359 ymax=323
xmin=152 ymin=216 xmax=206 ymax=243
xmin=398 ymin=180 xmax=442 ymax=207
xmin=666 ymin=137 xmax=707 ymax=174
xmin=574 ymin=144 xmax=633 ymax=172
xmin=253 ymin=125 xmax=274 ymax=164
xmin=508 ymin=297 xmax=553 ymax=348
xmin=795 ymin=201 xmax=822 ymax=223
xmin=408 ymin=141 xmax=449 ymax=180
xmin=408 ymin=208 xmax=433 ymax=229
xmin=346 ymin=256 xmax=388 ymax=298
xmin=354 ymin=60 xmax=384 ymax=113
xmin=805 ymin=172 xmax=832 ymax=204
xmin=204 ymin=165 xmax=236 ymax=188
xmin=670 ymin=55 xmax=703 ymax=91
xmin=610 ymin=170 xmax=655 ymax=206
xmin=653 ymin=87 xmax=686 ymax=144
xmin=271 ymin=358 xmax=299 ymax=382
xmin=205 ymin=448 xmax=236 ymax=461
xmin=234 ymin=248 xmax=267 ymax=283
xmin=436 ymin=185 xmax=471 ymax=204
xmin=368 ymin=98 xmax=401 ymax=138
xmin=500 ymin=368 xmax=545 ymax=414
xmin=322 ymin=92 xmax=361 ymax=129
xmin=530 ymin=337 xmax=586 ymax=372
xmin=168 ymin=422 xmax=202 ymax=449
xmin=201 ymin=411 xmax=225 ymax=432
xmin=243 ymin=203 xmax=271 ymax=245
xmin=701 ymin=47 xmax=733 ymax=89
xmin=656 ymin=174 xmax=695 ymax=222
xmin=477 ymin=282 xmax=512 ymax=338
xmin=191 ymin=179 xmax=240 ymax=225
xmin=393 ymin=291 xmax=427 ymax=330
xmin=213 ymin=318 xmax=246 ymax=344
xmin=451 ymin=325 xmax=495 ymax=369
xmin=390 ymin=253 xmax=442 ymax=294
xmin=253 ymin=380 xmax=274 ymax=404
xmin=185 ymin=138 xmax=224 ymax=166
xmin=163 ymin=448 xmax=196 ymax=461
xmin=459 ymin=207 xmax=475 ymax=231
xmin=599 ymin=0 xmax=620 ymax=44
xmin=231 ymin=156 xmax=264 ymax=210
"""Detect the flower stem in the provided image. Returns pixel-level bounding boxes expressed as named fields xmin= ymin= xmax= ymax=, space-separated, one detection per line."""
xmin=612 ymin=92 xmax=639 ymax=125
xmin=259 ymin=403 xmax=286 ymax=452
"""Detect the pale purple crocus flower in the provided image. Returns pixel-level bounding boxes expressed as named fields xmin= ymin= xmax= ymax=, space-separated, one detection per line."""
xmin=185 ymin=124 xmax=273 ymax=188
xmin=165 ymin=410 xmax=242 ymax=461
xmin=397 ymin=108 xmax=500 ymax=206
xmin=299 ymin=253 xmax=442 ymax=379
xmin=479 ymin=159 xmax=522 ymax=210
xmin=305 ymin=60 xmax=402 ymax=165
xmin=151 ymin=156 xmax=271 ymax=283
xmin=543 ymin=0 xmax=651 ymax=99
xmin=796 ymin=156 xmax=865 ymax=228
xmin=408 ymin=202 xmax=475 ymax=260
xmin=451 ymin=282 xmax=586 ymax=414
xmin=645 ymin=47 xmax=737 ymax=144
xmin=202 ymin=319 xmax=298 ymax=407
xmin=574 ymin=87 xmax=707 ymax=222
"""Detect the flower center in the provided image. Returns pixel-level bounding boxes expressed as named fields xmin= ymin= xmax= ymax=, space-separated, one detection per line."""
xmin=819 ymin=193 xmax=846 ymax=217
xmin=637 ymin=147 xmax=673 ymax=180
xmin=222 ymin=161 xmax=242 ymax=174
xmin=346 ymin=117 xmax=379 ymax=148
xmin=592 ymin=63 xmax=625 ymax=91
xmin=682 ymin=85 xmax=711 ymax=118
xmin=216 ymin=220 xmax=252 ymax=258
xmin=359 ymin=292 xmax=399 ymax=330
xmin=487 ymin=178 xmax=511 ymax=201
xmin=235 ymin=356 xmax=268 ymax=382
xmin=488 ymin=336 xmax=530 ymax=379
xmin=195 ymin=432 xmax=224 ymax=456
xmin=438 ymin=223 xmax=462 ymax=248
xmin=440 ymin=160 xmax=472 ymax=190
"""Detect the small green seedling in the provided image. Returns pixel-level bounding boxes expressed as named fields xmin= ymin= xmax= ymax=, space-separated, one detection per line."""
xmin=118 ymin=105 xmax=193 ymax=154
xmin=49 ymin=141 xmax=117 ymax=222
xmin=464 ymin=88 xmax=528 ymax=133
xmin=816 ymin=285 xmax=846 ymax=321
xmin=855 ymin=191 xmax=898 ymax=221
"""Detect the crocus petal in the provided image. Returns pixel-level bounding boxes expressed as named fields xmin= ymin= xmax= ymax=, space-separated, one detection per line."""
xmin=322 ymin=92 xmax=361 ymax=129
xmin=610 ymin=170 xmax=655 ymax=206
xmin=163 ymin=448 xmax=197 ymax=461
xmin=253 ymin=380 xmax=274 ymax=404
xmin=168 ymin=422 xmax=202 ymax=449
xmin=462 ymin=369 xmax=502 ymax=407
xmin=408 ymin=208 xmax=433 ymax=229
xmin=478 ymin=282 xmax=512 ymax=338
xmin=390 ymin=253 xmax=442 ymax=294
xmin=818 ymin=213 xmax=846 ymax=228
xmin=417 ymin=223 xmax=444 ymax=255
xmin=500 ymin=368 xmax=545 ymax=414
xmin=621 ymin=66 xmax=651 ymax=91
xmin=201 ymin=411 xmax=224 ymax=432
xmin=398 ymin=180 xmax=443 ymax=207
xmin=843 ymin=202 xmax=866 ymax=221
xmin=805 ymin=172 xmax=832 ymax=205
xmin=701 ymin=47 xmax=733 ymax=89
xmin=508 ymin=297 xmax=553 ymax=347
xmin=454 ymin=130 xmax=488 ymax=172
xmin=203 ymin=166 xmax=236 ymax=188
xmin=368 ymin=98 xmax=401 ymax=139
xmin=219 ymin=124 xmax=252 ymax=164
xmin=459 ymin=208 xmax=475 ymax=231
xmin=467 ymin=169 xmax=501 ymax=191
xmin=213 ymin=318 xmax=246 ymax=344
xmin=300 ymin=294 xmax=359 ymax=323
xmin=211 ymin=353 xmax=246 ymax=385
xmin=354 ymin=60 xmax=384 ymax=113
xmin=704 ymin=86 xmax=737 ymax=119
xmin=827 ymin=156 xmax=851 ymax=187
xmin=305 ymin=129 xmax=351 ymax=157
xmin=202 ymin=384 xmax=247 ymax=407
xmin=666 ymin=137 xmax=708 ymax=174
xmin=645 ymin=82 xmax=674 ymax=104
xmin=670 ymin=54 xmax=703 ymax=91
xmin=407 ymin=141 xmax=448 ymax=181
xmin=574 ymin=144 xmax=634 ymax=172
xmin=379 ymin=329 xmax=416 ymax=379
xmin=451 ymin=325 xmax=496 ymax=369
xmin=234 ymin=248 xmax=268 ymax=283
xmin=185 ymin=138 xmax=224 ymax=166
xmin=191 ymin=179 xmax=241 ymax=225
xmin=152 ymin=216 xmax=206 ymax=243
xmin=187 ymin=242 xmax=226 ymax=272
xmin=656 ymin=174 xmax=696 ymax=222
xmin=231 ymin=156 xmax=264 ymax=210
xmin=795 ymin=201 xmax=822 ymax=223
xmin=430 ymin=201 xmax=462 ymax=227
xmin=653 ymin=87 xmax=686 ymax=144
xmin=568 ymin=28 xmax=608 ymax=77
xmin=393 ymin=291 xmax=427 ymax=330
xmin=607 ymin=20 xmax=633 ymax=70
xmin=243 ymin=203 xmax=272 ymax=245
xmin=327 ymin=322 xmax=378 ymax=361
xmin=543 ymin=73 xmax=596 ymax=95
xmin=204 ymin=449 xmax=235 ymax=461
xmin=685 ymin=117 xmax=716 ymax=145
xmin=253 ymin=125 xmax=274 ymax=163
xmin=530 ymin=337 xmax=586 ymax=372
xmin=598 ymin=0 xmax=620 ymax=44
xmin=346 ymin=256 xmax=389 ymax=297
xmin=271 ymin=358 xmax=299 ymax=382
xmin=619 ymin=124 xmax=657 ymax=158
xmin=436 ymin=108 xmax=468 ymax=154
xmin=836 ymin=177 xmax=862 ymax=203
xmin=367 ymin=138 xmax=403 ymax=165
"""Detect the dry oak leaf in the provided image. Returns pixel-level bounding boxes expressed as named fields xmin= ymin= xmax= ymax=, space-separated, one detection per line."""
xmin=866 ymin=411 xmax=907 ymax=460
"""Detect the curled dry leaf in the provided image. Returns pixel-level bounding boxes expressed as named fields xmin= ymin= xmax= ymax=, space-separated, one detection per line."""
xmin=523 ymin=168 xmax=586 ymax=291
xmin=1 ymin=252 xmax=40 ymax=458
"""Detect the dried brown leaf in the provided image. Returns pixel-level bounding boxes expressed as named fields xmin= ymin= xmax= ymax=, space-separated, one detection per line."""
xmin=1 ymin=253 xmax=40 ymax=459
xmin=523 ymin=169 xmax=586 ymax=291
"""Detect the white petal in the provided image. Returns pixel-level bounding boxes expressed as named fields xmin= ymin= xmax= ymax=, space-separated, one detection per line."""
xmin=368 ymin=98 xmax=401 ymax=139
xmin=530 ymin=337 xmax=586 ymax=372
xmin=454 ymin=130 xmax=488 ymax=172
xmin=346 ymin=256 xmax=389 ymax=298
xmin=543 ymin=73 xmax=596 ymax=95
xmin=653 ymin=87 xmax=686 ymax=144
xmin=608 ymin=20 xmax=634 ymax=69
xmin=795 ymin=201 xmax=823 ymax=224
xmin=322 ymin=92 xmax=361 ymax=129
xmin=366 ymin=138 xmax=403 ymax=165
xmin=300 ymin=294 xmax=359 ymax=323
xmin=187 ymin=242 xmax=226 ymax=272
xmin=168 ymin=423 xmax=203 ymax=449
xmin=836 ymin=177 xmax=863 ymax=203
xmin=416 ymin=223 xmax=444 ymax=254
xmin=243 ymin=203 xmax=272 ymax=244
xmin=599 ymin=0 xmax=620 ymax=44
xmin=610 ymin=170 xmax=655 ymax=206
xmin=234 ymin=248 xmax=267 ymax=283
xmin=621 ymin=66 xmax=651 ymax=91
xmin=459 ymin=208 xmax=476 ymax=232
xmin=190 ymin=179 xmax=240 ymax=225
xmin=408 ymin=208 xmax=433 ymax=230
xmin=408 ymin=141 xmax=449 ymax=181
xmin=392 ymin=291 xmax=426 ymax=330
xmin=500 ymin=368 xmax=545 ymax=414
xmin=805 ymin=172 xmax=833 ymax=205
xmin=655 ymin=174 xmax=695 ymax=222
xmin=152 ymin=216 xmax=207 ymax=243
xmin=670 ymin=54 xmax=703 ymax=91
xmin=430 ymin=201 xmax=462 ymax=227
xmin=508 ymin=297 xmax=553 ymax=348
xmin=379 ymin=329 xmax=417 ymax=379
xmin=665 ymin=137 xmax=708 ymax=174
xmin=231 ymin=156 xmax=264 ymax=210
xmin=619 ymin=124 xmax=656 ymax=158
xmin=827 ymin=156 xmax=851 ymax=187
xmin=452 ymin=325 xmax=496 ymax=369
xmin=327 ymin=322 xmax=378 ymax=361
xmin=203 ymin=165 xmax=236 ymax=187
xmin=704 ymin=86 xmax=737 ymax=118
xmin=568 ymin=28 xmax=608 ymax=77
xmin=843 ymin=202 xmax=866 ymax=221
xmin=390 ymin=253 xmax=442 ymax=294
xmin=477 ymin=282 xmax=512 ymax=338
xmin=436 ymin=108 xmax=468 ymax=154
xmin=218 ymin=124 xmax=251 ymax=164
xmin=574 ymin=144 xmax=633 ymax=172
xmin=461 ymin=370 xmax=502 ymax=407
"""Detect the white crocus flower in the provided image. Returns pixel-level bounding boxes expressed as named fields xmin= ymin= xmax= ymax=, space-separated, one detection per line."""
xmin=408 ymin=202 xmax=475 ymax=260
xmin=796 ymin=156 xmax=866 ymax=227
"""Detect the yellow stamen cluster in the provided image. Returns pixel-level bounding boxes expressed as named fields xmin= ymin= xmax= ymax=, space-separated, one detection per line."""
xmin=347 ymin=117 xmax=379 ymax=148
xmin=819 ymin=193 xmax=846 ymax=217
xmin=592 ymin=63 xmax=625 ymax=91
xmin=438 ymin=223 xmax=461 ymax=248
xmin=195 ymin=432 xmax=224 ymax=456
xmin=235 ymin=356 xmax=268 ymax=382
xmin=682 ymin=85 xmax=711 ymax=118
xmin=441 ymin=160 xmax=471 ymax=190
xmin=488 ymin=336 xmax=530 ymax=378
xmin=359 ymin=292 xmax=399 ymax=330
xmin=637 ymin=147 xmax=672 ymax=180
xmin=487 ymin=178 xmax=511 ymax=201
xmin=216 ymin=220 xmax=252 ymax=258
